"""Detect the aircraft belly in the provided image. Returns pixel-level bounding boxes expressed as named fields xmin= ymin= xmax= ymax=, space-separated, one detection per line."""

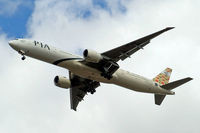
xmin=111 ymin=70 xmax=161 ymax=94
xmin=112 ymin=70 xmax=149 ymax=92
xmin=112 ymin=70 xmax=174 ymax=95
xmin=60 ymin=61 xmax=112 ymax=83
xmin=55 ymin=61 xmax=173 ymax=95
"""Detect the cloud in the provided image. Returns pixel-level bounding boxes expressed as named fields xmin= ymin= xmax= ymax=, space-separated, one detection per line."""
xmin=0 ymin=0 xmax=20 ymax=16
xmin=1 ymin=0 xmax=200 ymax=132
xmin=0 ymin=0 xmax=32 ymax=16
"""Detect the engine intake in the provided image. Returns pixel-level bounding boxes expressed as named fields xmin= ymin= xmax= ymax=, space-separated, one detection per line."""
xmin=54 ymin=76 xmax=71 ymax=89
xmin=83 ymin=49 xmax=103 ymax=63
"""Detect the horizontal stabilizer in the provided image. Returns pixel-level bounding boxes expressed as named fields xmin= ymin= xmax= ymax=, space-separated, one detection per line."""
xmin=155 ymin=94 xmax=166 ymax=105
xmin=155 ymin=77 xmax=192 ymax=106
xmin=161 ymin=77 xmax=193 ymax=90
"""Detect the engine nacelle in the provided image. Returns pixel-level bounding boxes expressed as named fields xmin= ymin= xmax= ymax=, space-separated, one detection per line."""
xmin=83 ymin=49 xmax=103 ymax=63
xmin=54 ymin=76 xmax=71 ymax=89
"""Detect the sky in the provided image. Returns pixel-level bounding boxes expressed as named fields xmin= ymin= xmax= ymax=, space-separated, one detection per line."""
xmin=0 ymin=0 xmax=200 ymax=132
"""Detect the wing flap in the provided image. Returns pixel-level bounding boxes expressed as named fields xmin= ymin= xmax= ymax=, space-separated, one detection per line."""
xmin=69 ymin=72 xmax=100 ymax=111
xmin=70 ymin=86 xmax=85 ymax=111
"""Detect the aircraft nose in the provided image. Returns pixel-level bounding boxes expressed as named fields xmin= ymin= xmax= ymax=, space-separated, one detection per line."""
xmin=8 ymin=40 xmax=18 ymax=51
xmin=8 ymin=40 xmax=15 ymax=46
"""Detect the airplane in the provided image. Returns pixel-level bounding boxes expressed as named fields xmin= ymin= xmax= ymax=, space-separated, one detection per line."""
xmin=8 ymin=27 xmax=192 ymax=111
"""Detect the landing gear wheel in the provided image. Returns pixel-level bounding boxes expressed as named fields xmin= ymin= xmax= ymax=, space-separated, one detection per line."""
xmin=90 ymin=89 xmax=96 ymax=94
xmin=86 ymin=87 xmax=96 ymax=94
xmin=18 ymin=50 xmax=26 ymax=60
xmin=101 ymin=73 xmax=112 ymax=80
xmin=21 ymin=56 xmax=26 ymax=60
xmin=107 ymin=76 xmax=111 ymax=80
xmin=84 ymin=81 xmax=99 ymax=95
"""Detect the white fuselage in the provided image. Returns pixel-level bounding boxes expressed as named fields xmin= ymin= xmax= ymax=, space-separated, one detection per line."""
xmin=9 ymin=39 xmax=174 ymax=95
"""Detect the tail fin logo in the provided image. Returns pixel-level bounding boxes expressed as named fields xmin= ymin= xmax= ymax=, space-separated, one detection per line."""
xmin=153 ymin=68 xmax=172 ymax=85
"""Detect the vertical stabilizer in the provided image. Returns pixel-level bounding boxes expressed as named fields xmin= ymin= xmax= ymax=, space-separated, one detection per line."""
xmin=153 ymin=68 xmax=172 ymax=105
xmin=153 ymin=68 xmax=172 ymax=85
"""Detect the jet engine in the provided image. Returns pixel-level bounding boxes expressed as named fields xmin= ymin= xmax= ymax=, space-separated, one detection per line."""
xmin=83 ymin=49 xmax=103 ymax=63
xmin=54 ymin=76 xmax=71 ymax=89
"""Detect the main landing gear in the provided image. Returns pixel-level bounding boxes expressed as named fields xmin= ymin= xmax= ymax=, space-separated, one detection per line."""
xmin=101 ymin=73 xmax=112 ymax=80
xmin=88 ymin=88 xmax=96 ymax=94
xmin=85 ymin=81 xmax=100 ymax=94
xmin=18 ymin=50 xmax=26 ymax=60
xmin=100 ymin=61 xmax=119 ymax=80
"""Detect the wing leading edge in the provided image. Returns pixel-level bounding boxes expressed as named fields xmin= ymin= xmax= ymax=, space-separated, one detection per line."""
xmin=102 ymin=27 xmax=174 ymax=62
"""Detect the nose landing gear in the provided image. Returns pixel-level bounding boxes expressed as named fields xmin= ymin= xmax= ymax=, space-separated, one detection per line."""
xmin=21 ymin=56 xmax=26 ymax=60
xmin=18 ymin=50 xmax=26 ymax=60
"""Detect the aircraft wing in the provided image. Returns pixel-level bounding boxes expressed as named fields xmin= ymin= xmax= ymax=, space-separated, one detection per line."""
xmin=102 ymin=27 xmax=174 ymax=62
xmin=69 ymin=72 xmax=100 ymax=111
